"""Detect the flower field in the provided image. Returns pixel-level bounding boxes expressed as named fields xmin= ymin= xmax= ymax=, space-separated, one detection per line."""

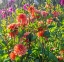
xmin=0 ymin=0 xmax=64 ymax=62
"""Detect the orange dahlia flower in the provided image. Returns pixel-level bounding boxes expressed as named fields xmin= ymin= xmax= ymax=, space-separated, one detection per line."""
xmin=14 ymin=44 xmax=27 ymax=56
xmin=17 ymin=13 xmax=27 ymax=26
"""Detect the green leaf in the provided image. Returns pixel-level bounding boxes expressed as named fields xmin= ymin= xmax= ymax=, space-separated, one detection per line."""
xmin=42 ymin=48 xmax=58 ymax=62
xmin=18 ymin=29 xmax=25 ymax=38
xmin=32 ymin=35 xmax=37 ymax=41
xmin=0 ymin=27 xmax=2 ymax=33
xmin=0 ymin=50 xmax=4 ymax=54
xmin=27 ymin=33 xmax=33 ymax=42
xmin=49 ymin=52 xmax=58 ymax=62
xmin=3 ymin=58 xmax=10 ymax=62
xmin=28 ymin=49 xmax=32 ymax=54
xmin=44 ymin=30 xmax=50 ymax=37
xmin=2 ymin=40 xmax=7 ymax=46
xmin=35 ymin=59 xmax=39 ymax=62
xmin=48 ymin=25 xmax=55 ymax=28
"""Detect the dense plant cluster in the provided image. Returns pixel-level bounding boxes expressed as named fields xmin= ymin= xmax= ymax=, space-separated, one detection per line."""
xmin=0 ymin=0 xmax=64 ymax=62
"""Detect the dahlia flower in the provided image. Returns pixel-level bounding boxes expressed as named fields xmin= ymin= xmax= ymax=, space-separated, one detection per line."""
xmin=14 ymin=44 xmax=27 ymax=56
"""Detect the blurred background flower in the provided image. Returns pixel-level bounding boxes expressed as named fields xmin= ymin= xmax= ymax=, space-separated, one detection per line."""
xmin=0 ymin=0 xmax=3 ymax=4
xmin=60 ymin=0 xmax=64 ymax=6
xmin=0 ymin=9 xmax=7 ymax=18
xmin=8 ymin=0 xmax=15 ymax=3
xmin=34 ymin=0 xmax=39 ymax=5
xmin=6 ymin=0 xmax=15 ymax=7
xmin=23 ymin=3 xmax=30 ymax=11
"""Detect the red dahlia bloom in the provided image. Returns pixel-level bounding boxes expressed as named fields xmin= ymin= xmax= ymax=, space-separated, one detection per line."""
xmin=38 ymin=27 xmax=43 ymax=31
xmin=41 ymin=11 xmax=48 ymax=17
xmin=28 ymin=6 xmax=36 ymax=18
xmin=37 ymin=30 xmax=44 ymax=37
xmin=23 ymin=32 xmax=30 ymax=38
xmin=28 ymin=6 xmax=41 ymax=19
xmin=9 ymin=30 xmax=18 ymax=37
xmin=10 ymin=52 xmax=16 ymax=60
xmin=7 ymin=23 xmax=17 ymax=30
xmin=47 ymin=18 xmax=53 ymax=24
xmin=52 ymin=11 xmax=60 ymax=17
xmin=28 ymin=6 xmax=35 ymax=14
xmin=17 ymin=14 xmax=27 ymax=26
xmin=14 ymin=44 xmax=27 ymax=56
xmin=7 ymin=23 xmax=18 ymax=37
